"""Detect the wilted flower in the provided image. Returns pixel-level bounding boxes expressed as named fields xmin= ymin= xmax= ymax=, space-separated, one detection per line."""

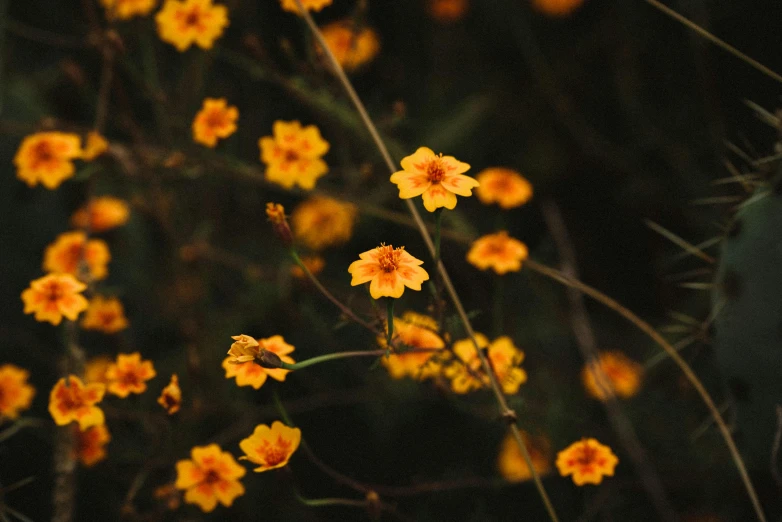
xmin=348 ymin=244 xmax=429 ymax=299
xmin=239 ymin=421 xmax=301 ymax=472
xmin=158 ymin=374 xmax=182 ymax=414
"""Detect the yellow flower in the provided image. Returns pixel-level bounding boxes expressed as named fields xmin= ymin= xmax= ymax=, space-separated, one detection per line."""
xmin=378 ymin=312 xmax=444 ymax=380
xmin=223 ymin=335 xmax=295 ymax=389
xmin=74 ymin=424 xmax=111 ymax=467
xmin=0 ymin=364 xmax=35 ymax=421
xmin=84 ymin=356 xmax=113 ymax=386
xmin=21 ymin=273 xmax=89 ymax=326
xmin=532 ymin=0 xmax=585 ymax=17
xmin=13 ymin=132 xmax=82 ymax=189
xmin=239 ymin=421 xmax=302 ymax=472
xmin=556 ymin=438 xmax=618 ymax=486
xmin=291 ymin=196 xmax=357 ymax=250
xmin=466 ymin=231 xmax=528 ymax=275
xmin=291 ymin=255 xmax=325 ymax=279
xmin=42 ymin=231 xmax=111 ymax=281
xmin=99 ymin=0 xmax=157 ymax=19
xmin=428 ymin=0 xmax=468 ymax=22
xmin=71 ymin=196 xmax=130 ymax=232
xmin=81 ymin=295 xmax=129 ymax=334
xmin=81 ymin=131 xmax=109 ymax=161
xmin=447 ymin=334 xmax=526 ymax=394
xmin=175 ymin=444 xmax=246 ymax=512
xmin=259 ymin=121 xmax=330 ymax=190
xmin=390 ymin=147 xmax=478 ymax=212
xmin=158 ymin=374 xmax=182 ymax=414
xmin=156 ymin=0 xmax=229 ymax=52
xmin=582 ymin=352 xmax=643 ymax=402
xmin=105 ymin=353 xmax=157 ymax=398
xmin=348 ymin=244 xmax=429 ymax=299
xmin=497 ymin=430 xmax=551 ymax=483
xmin=317 ymin=21 xmax=380 ymax=71
xmin=48 ymin=375 xmax=105 ymax=430
xmin=192 ymin=98 xmax=238 ymax=147
xmin=475 ymin=168 xmax=533 ymax=209
xmin=279 ymin=0 xmax=332 ymax=14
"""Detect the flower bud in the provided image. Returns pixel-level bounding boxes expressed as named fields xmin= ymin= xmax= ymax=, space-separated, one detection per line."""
xmin=266 ymin=202 xmax=292 ymax=247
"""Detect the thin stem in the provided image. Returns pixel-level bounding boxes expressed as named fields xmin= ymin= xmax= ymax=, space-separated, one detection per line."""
xmin=294 ymin=493 xmax=366 ymax=509
xmin=434 ymin=208 xmax=443 ymax=265
xmin=281 ymin=350 xmax=386 ymax=371
xmin=385 ymin=299 xmax=394 ymax=355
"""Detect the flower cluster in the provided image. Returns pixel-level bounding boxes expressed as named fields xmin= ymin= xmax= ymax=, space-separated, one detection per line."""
xmin=378 ymin=312 xmax=445 ymax=380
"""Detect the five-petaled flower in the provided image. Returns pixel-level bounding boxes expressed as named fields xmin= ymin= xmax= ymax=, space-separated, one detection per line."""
xmin=0 ymin=364 xmax=36 ymax=421
xmin=279 ymin=0 xmax=332 ymax=14
xmin=291 ymin=196 xmax=357 ymax=250
xmin=582 ymin=351 xmax=643 ymax=402
xmin=73 ymin=423 xmax=111 ymax=467
xmin=99 ymin=0 xmax=157 ymax=19
xmin=390 ymin=147 xmax=479 ymax=212
xmin=317 ymin=21 xmax=380 ymax=72
xmin=48 ymin=375 xmax=106 ymax=430
xmin=239 ymin=421 xmax=301 ymax=472
xmin=43 ymin=231 xmax=111 ymax=281
xmin=556 ymin=438 xmax=618 ymax=485
xmin=378 ymin=312 xmax=445 ymax=380
xmin=81 ymin=295 xmax=129 ymax=334
xmin=106 ymin=353 xmax=157 ymax=398
xmin=192 ymin=98 xmax=238 ymax=147
xmin=156 ymin=0 xmax=229 ymax=52
xmin=466 ymin=231 xmax=528 ymax=275
xmin=223 ymin=335 xmax=295 ymax=389
xmin=175 ymin=444 xmax=246 ymax=512
xmin=348 ymin=244 xmax=429 ymax=299
xmin=158 ymin=374 xmax=182 ymax=414
xmin=446 ymin=334 xmax=527 ymax=395
xmin=497 ymin=430 xmax=552 ymax=483
xmin=21 ymin=273 xmax=89 ymax=325
xmin=475 ymin=168 xmax=533 ymax=209
xmin=13 ymin=132 xmax=82 ymax=189
xmin=259 ymin=120 xmax=330 ymax=190
xmin=71 ymin=196 xmax=130 ymax=233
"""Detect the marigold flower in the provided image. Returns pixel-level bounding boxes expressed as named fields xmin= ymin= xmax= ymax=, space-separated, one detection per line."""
xmin=81 ymin=131 xmax=109 ymax=160
xmin=48 ymin=375 xmax=105 ymax=430
xmin=348 ymin=244 xmax=429 ymax=299
xmin=0 ymin=364 xmax=35 ymax=421
xmin=428 ymin=0 xmax=468 ymax=22
xmin=99 ymin=0 xmax=156 ymax=19
xmin=84 ymin=356 xmax=113 ymax=385
xmin=475 ymin=168 xmax=533 ymax=209
xmin=497 ymin=430 xmax=551 ymax=483
xmin=556 ymin=438 xmax=618 ymax=485
xmin=42 ymin=231 xmax=111 ymax=281
xmin=259 ymin=121 xmax=330 ymax=190
xmin=13 ymin=131 xmax=82 ymax=189
xmin=291 ymin=196 xmax=357 ymax=250
xmin=74 ymin=423 xmax=111 ymax=467
xmin=158 ymin=374 xmax=182 ymax=414
xmin=390 ymin=147 xmax=478 ymax=212
xmin=582 ymin=351 xmax=643 ymax=402
xmin=21 ymin=273 xmax=89 ymax=325
xmin=279 ymin=0 xmax=332 ymax=14
xmin=466 ymin=231 xmax=528 ymax=275
xmin=81 ymin=296 xmax=129 ymax=334
xmin=192 ymin=98 xmax=238 ymax=147
xmin=291 ymin=255 xmax=325 ymax=279
xmin=156 ymin=0 xmax=229 ymax=52
xmin=378 ymin=312 xmax=444 ymax=380
xmin=175 ymin=444 xmax=246 ymax=512
xmin=223 ymin=335 xmax=294 ymax=389
xmin=239 ymin=421 xmax=301 ymax=472
xmin=71 ymin=196 xmax=130 ymax=232
xmin=447 ymin=334 xmax=527 ymax=394
xmin=532 ymin=0 xmax=585 ymax=17
xmin=317 ymin=21 xmax=380 ymax=72
xmin=106 ymin=353 xmax=157 ymax=398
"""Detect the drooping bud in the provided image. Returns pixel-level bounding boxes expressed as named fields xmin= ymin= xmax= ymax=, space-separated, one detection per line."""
xmin=265 ymin=202 xmax=292 ymax=247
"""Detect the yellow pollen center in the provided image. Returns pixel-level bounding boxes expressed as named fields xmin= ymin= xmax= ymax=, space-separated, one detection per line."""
xmin=184 ymin=9 xmax=201 ymax=27
xmin=46 ymin=282 xmax=64 ymax=303
xmin=426 ymin=158 xmax=445 ymax=183
xmin=203 ymin=469 xmax=221 ymax=484
xmin=32 ymin=141 xmax=55 ymax=167
xmin=377 ymin=245 xmax=403 ymax=273
xmin=284 ymin=150 xmax=300 ymax=162
xmin=575 ymin=443 xmax=597 ymax=465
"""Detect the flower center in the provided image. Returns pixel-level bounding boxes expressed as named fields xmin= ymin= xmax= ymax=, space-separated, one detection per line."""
xmin=119 ymin=370 xmax=140 ymax=388
xmin=284 ymin=149 xmax=300 ymax=163
xmin=46 ymin=282 xmax=64 ymax=303
xmin=184 ymin=8 xmax=201 ymax=27
xmin=377 ymin=244 xmax=403 ymax=273
xmin=575 ymin=442 xmax=597 ymax=465
xmin=203 ymin=469 xmax=221 ymax=484
xmin=426 ymin=157 xmax=446 ymax=183
xmin=205 ymin=110 xmax=225 ymax=128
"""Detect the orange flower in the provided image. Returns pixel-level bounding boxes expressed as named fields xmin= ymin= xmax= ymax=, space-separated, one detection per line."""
xmin=291 ymin=196 xmax=357 ymax=250
xmin=156 ymin=0 xmax=229 ymax=52
xmin=475 ymin=168 xmax=533 ymax=209
xmin=71 ymin=196 xmax=130 ymax=232
xmin=428 ymin=0 xmax=468 ymax=22
xmin=192 ymin=98 xmax=238 ymax=147
xmin=13 ymin=131 xmax=82 ymax=189
xmin=48 ymin=375 xmax=105 ymax=430
xmin=582 ymin=352 xmax=643 ymax=402
xmin=497 ymin=430 xmax=551 ymax=483
xmin=390 ymin=147 xmax=478 ymax=212
xmin=42 ymin=231 xmax=111 ymax=281
xmin=158 ymin=374 xmax=182 ymax=414
xmin=291 ymin=255 xmax=325 ymax=279
xmin=99 ymin=0 xmax=157 ymax=19
xmin=259 ymin=121 xmax=330 ymax=190
xmin=317 ymin=21 xmax=380 ymax=72
xmin=532 ymin=0 xmax=585 ymax=17
xmin=106 ymin=353 xmax=157 ymax=398
xmin=81 ymin=296 xmax=129 ymax=333
xmin=279 ymin=0 xmax=332 ymax=14
xmin=81 ymin=131 xmax=109 ymax=160
xmin=0 ymin=364 xmax=35 ymax=421
xmin=21 ymin=273 xmax=89 ymax=325
xmin=84 ymin=356 xmax=113 ymax=386
xmin=175 ymin=444 xmax=246 ymax=512
xmin=447 ymin=334 xmax=526 ymax=394
xmin=223 ymin=335 xmax=295 ymax=389
xmin=466 ymin=231 xmax=528 ymax=275
xmin=239 ymin=421 xmax=301 ymax=472
xmin=348 ymin=244 xmax=429 ymax=299
xmin=74 ymin=423 xmax=111 ymax=467
xmin=556 ymin=438 xmax=618 ymax=485
xmin=378 ymin=312 xmax=444 ymax=380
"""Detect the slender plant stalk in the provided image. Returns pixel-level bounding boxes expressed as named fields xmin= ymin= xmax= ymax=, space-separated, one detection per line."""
xmin=434 ymin=208 xmax=443 ymax=265
xmin=281 ymin=350 xmax=386 ymax=371
xmin=385 ymin=299 xmax=394 ymax=354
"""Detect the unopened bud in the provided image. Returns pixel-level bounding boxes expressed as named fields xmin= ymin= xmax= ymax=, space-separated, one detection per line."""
xmin=365 ymin=490 xmax=381 ymax=520
xmin=266 ymin=202 xmax=292 ymax=247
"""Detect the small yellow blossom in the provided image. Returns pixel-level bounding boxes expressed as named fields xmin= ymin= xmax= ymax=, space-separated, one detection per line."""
xmin=582 ymin=352 xmax=643 ymax=402
xmin=81 ymin=131 xmax=109 ymax=160
xmin=447 ymin=334 xmax=526 ymax=394
xmin=466 ymin=231 xmax=528 ymax=275
xmin=14 ymin=132 xmax=82 ymax=189
xmin=84 ymin=356 xmax=113 ymax=386
xmin=428 ymin=0 xmax=468 ymax=22
xmin=497 ymin=430 xmax=551 ymax=483
xmin=532 ymin=0 xmax=585 ymax=17
xmin=348 ymin=244 xmax=429 ymax=299
xmin=291 ymin=196 xmax=357 ymax=250
xmin=227 ymin=334 xmax=261 ymax=363
xmin=81 ymin=296 xmax=129 ymax=333
xmin=99 ymin=0 xmax=157 ymax=19
xmin=42 ymin=231 xmax=111 ymax=281
xmin=279 ymin=0 xmax=332 ymax=14
xmin=556 ymin=438 xmax=618 ymax=485
xmin=192 ymin=98 xmax=238 ymax=147
xmin=317 ymin=21 xmax=380 ymax=71
xmin=291 ymin=255 xmax=325 ymax=279
xmin=475 ymin=168 xmax=533 ymax=209
xmin=71 ymin=196 xmax=130 ymax=232
xmin=74 ymin=423 xmax=111 ymax=467
xmin=21 ymin=273 xmax=89 ymax=325
xmin=239 ymin=421 xmax=301 ymax=472
xmin=158 ymin=374 xmax=182 ymax=414
xmin=378 ymin=312 xmax=444 ymax=380
xmin=106 ymin=353 xmax=157 ymax=398
xmin=223 ymin=335 xmax=294 ymax=389
xmin=175 ymin=444 xmax=245 ymax=512
xmin=0 ymin=364 xmax=35 ymax=421
xmin=259 ymin=121 xmax=330 ymax=190
xmin=48 ymin=375 xmax=105 ymax=430
xmin=156 ymin=0 xmax=229 ymax=52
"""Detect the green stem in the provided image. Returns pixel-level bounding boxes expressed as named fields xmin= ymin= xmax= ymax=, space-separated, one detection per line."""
xmin=294 ymin=493 xmax=366 ymax=509
xmin=385 ymin=298 xmax=394 ymax=355
xmin=280 ymin=350 xmax=386 ymax=371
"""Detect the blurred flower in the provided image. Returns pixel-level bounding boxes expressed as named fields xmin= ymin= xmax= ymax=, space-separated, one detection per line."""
xmin=156 ymin=0 xmax=229 ymax=52
xmin=192 ymin=98 xmax=238 ymax=147
xmin=13 ymin=131 xmax=82 ymax=189
xmin=532 ymin=0 xmax=585 ymax=17
xmin=447 ymin=334 xmax=526 ymax=394
xmin=81 ymin=131 xmax=109 ymax=161
xmin=390 ymin=147 xmax=478 ymax=212
xmin=265 ymin=202 xmax=293 ymax=246
xmin=428 ymin=0 xmax=468 ymax=22
xmin=100 ymin=0 xmax=156 ymax=19
xmin=153 ymin=483 xmax=182 ymax=511
xmin=259 ymin=121 xmax=330 ymax=190
xmin=73 ymin=423 xmax=111 ymax=467
xmin=291 ymin=255 xmax=325 ymax=279
xmin=175 ymin=444 xmax=245 ymax=512
xmin=348 ymin=244 xmax=429 ymax=299
xmin=0 ymin=364 xmax=35 ymax=421
xmin=378 ymin=312 xmax=444 ymax=380
xmin=466 ymin=231 xmax=528 ymax=275
xmin=497 ymin=430 xmax=551 ymax=482
xmin=239 ymin=420 xmax=301 ymax=472
xmin=556 ymin=438 xmax=618 ymax=485
xmin=71 ymin=196 xmax=130 ymax=232
xmin=21 ymin=273 xmax=89 ymax=325
xmin=279 ymin=0 xmax=332 ymax=14
xmin=223 ymin=335 xmax=294 ymax=389
xmin=81 ymin=296 xmax=129 ymax=334
xmin=84 ymin=356 xmax=113 ymax=386
xmin=106 ymin=353 xmax=157 ymax=398
xmin=582 ymin=351 xmax=643 ymax=402
xmin=48 ymin=375 xmax=105 ymax=430
xmin=158 ymin=374 xmax=182 ymax=414
xmin=317 ymin=21 xmax=380 ymax=71
xmin=291 ymin=196 xmax=357 ymax=250
xmin=475 ymin=168 xmax=533 ymax=209
xmin=42 ymin=231 xmax=111 ymax=281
